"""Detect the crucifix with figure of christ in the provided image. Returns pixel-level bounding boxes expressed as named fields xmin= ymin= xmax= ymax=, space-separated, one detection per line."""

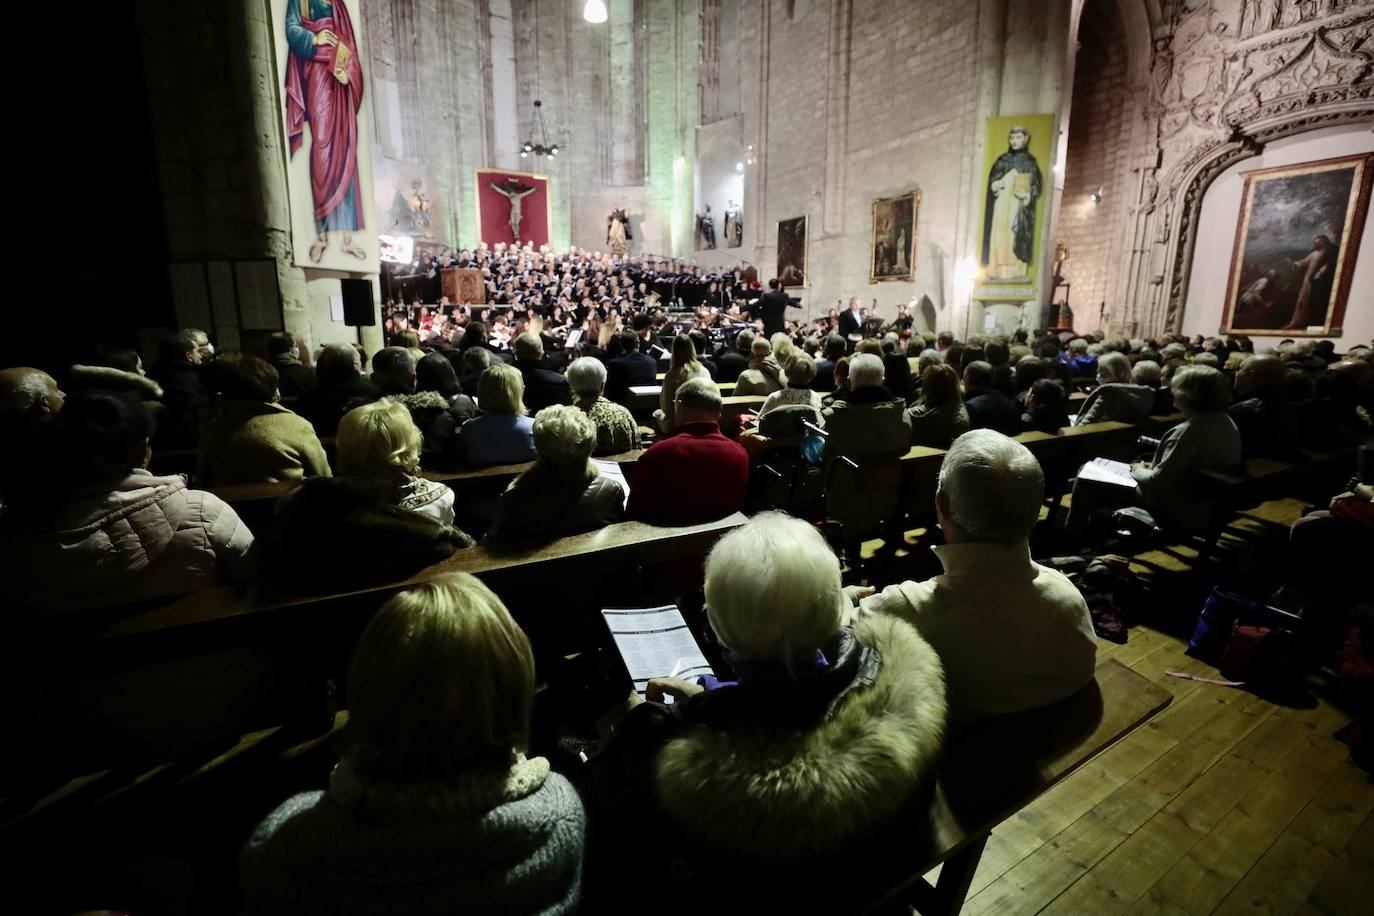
xmin=489 ymin=178 xmax=538 ymax=244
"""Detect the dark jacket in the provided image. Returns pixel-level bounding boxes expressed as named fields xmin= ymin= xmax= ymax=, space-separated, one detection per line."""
xmin=270 ymin=355 xmax=317 ymax=398
xmin=756 ymin=290 xmax=791 ymax=337
xmin=965 ymin=389 xmax=1023 ymax=436
xmin=715 ymin=351 xmax=750 ymax=384
xmin=257 ymin=476 xmax=473 ymax=597
xmin=515 ymin=359 xmax=573 ymax=414
xmin=606 ymin=352 xmax=658 ymax=404
xmin=1228 ymin=387 xmax=1302 ymax=459
xmin=486 ymin=465 xmax=625 ymax=546
xmin=1075 ymin=383 xmax=1156 ymax=426
xmin=387 ymin=391 xmax=477 ymax=469
xmin=812 ymin=359 xmax=838 ymax=393
xmin=296 ymin=377 xmax=382 ymax=437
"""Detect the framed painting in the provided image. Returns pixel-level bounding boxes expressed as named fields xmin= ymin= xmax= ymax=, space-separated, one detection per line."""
xmin=973 ymin=113 xmax=1055 ymax=301
xmin=777 ymin=215 xmax=808 ymax=287
xmin=1221 ymin=153 xmax=1372 ymax=337
xmin=871 ymin=191 xmax=919 ymax=282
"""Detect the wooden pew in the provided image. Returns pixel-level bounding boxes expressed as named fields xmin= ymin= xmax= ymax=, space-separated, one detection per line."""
xmin=28 ymin=514 xmax=747 ymax=780
xmin=860 ymin=659 xmax=1172 ymax=914
xmin=207 ymin=450 xmax=646 ymax=532
xmin=630 ymin=382 xmax=736 ymax=413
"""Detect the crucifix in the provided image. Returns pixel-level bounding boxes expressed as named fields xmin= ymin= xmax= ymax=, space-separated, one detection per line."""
xmin=489 ymin=179 xmax=538 ymax=243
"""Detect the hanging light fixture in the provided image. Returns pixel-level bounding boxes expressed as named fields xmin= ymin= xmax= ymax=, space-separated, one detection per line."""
xmin=583 ymin=0 xmax=608 ymax=24
xmin=519 ymin=100 xmax=560 ymax=161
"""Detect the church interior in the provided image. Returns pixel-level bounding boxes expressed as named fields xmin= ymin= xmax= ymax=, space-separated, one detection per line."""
xmin=2 ymin=1 xmax=1372 ymax=913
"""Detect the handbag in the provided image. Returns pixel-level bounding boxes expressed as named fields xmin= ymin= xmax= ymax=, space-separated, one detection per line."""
xmin=1185 ymin=587 xmax=1300 ymax=662
xmin=1217 ymin=622 xmax=1294 ymax=685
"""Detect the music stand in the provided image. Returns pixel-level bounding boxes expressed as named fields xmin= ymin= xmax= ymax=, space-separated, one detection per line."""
xmin=860 ymin=317 xmax=884 ymax=338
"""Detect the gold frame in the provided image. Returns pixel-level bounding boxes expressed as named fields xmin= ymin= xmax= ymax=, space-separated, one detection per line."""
xmin=474 ymin=167 xmax=553 ymax=247
xmin=1221 ymin=152 xmax=1372 ymax=337
xmin=870 ymin=190 xmax=920 ymax=283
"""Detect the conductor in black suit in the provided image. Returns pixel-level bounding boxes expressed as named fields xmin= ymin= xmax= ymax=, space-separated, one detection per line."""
xmin=837 ymin=296 xmax=865 ymax=340
xmin=756 ymin=278 xmax=791 ymax=337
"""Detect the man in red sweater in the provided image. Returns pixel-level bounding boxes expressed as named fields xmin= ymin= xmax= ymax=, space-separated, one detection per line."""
xmin=627 ymin=377 xmax=749 ymax=525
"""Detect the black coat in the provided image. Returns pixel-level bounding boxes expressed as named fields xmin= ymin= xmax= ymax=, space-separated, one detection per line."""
xmin=838 ymin=309 xmax=863 ymax=339
xmin=606 ymin=352 xmax=658 ymax=404
xmin=965 ymin=390 xmax=1023 ymax=436
xmin=716 ymin=351 xmax=750 ymax=384
xmin=515 ymin=359 xmax=573 ymax=414
xmin=757 ymin=290 xmax=791 ymax=337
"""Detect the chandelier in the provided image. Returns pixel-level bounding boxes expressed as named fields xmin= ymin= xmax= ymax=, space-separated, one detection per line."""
xmin=520 ymin=100 xmax=560 ymax=161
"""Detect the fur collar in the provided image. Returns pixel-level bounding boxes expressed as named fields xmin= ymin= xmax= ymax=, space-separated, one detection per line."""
xmin=328 ymin=754 xmax=549 ymax=825
xmin=653 ymin=613 xmax=946 ymax=859
xmin=69 ymin=364 xmax=163 ymax=399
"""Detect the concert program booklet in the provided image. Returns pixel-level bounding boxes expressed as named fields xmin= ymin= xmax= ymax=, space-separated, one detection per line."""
xmin=1076 ymin=457 xmax=1138 ymax=489
xmin=601 ymin=605 xmax=714 ymax=697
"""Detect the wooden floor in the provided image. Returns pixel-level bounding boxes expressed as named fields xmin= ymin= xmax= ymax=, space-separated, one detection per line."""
xmin=940 ymin=497 xmax=1374 ymax=915
xmin=956 ymin=625 xmax=1372 ymax=915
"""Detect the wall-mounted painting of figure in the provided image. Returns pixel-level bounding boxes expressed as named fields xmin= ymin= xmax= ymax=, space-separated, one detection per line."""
xmin=974 ymin=114 xmax=1055 ymax=302
xmin=1221 ymin=153 xmax=1371 ymax=337
xmin=871 ymin=191 xmax=919 ymax=282
xmin=777 ymin=216 xmax=808 ymax=287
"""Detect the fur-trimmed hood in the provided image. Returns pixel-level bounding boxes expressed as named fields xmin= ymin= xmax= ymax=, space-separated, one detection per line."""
xmin=653 ymin=612 xmax=946 ymax=860
xmin=68 ymin=364 xmax=163 ymax=400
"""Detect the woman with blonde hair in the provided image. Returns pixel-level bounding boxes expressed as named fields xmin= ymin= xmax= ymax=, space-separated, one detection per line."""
xmin=459 ymin=363 xmax=537 ymax=466
xmin=658 ymin=335 xmax=711 ymax=433
xmin=242 ymin=574 xmax=586 ymax=915
xmin=336 ymin=400 xmax=455 ymax=525
xmin=487 ymin=405 xmax=625 ymax=545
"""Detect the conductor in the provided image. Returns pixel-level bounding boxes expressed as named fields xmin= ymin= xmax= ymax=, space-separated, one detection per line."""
xmin=837 ymin=296 xmax=864 ymax=340
xmin=756 ymin=278 xmax=791 ymax=337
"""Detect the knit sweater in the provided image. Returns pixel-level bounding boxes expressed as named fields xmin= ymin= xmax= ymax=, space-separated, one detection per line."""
xmin=241 ymin=755 xmax=585 ymax=916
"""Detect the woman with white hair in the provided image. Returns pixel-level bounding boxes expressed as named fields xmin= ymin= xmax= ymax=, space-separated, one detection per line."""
xmin=242 ymin=574 xmax=586 ymax=915
xmin=486 ymin=404 xmax=625 ymax=544
xmin=588 ymin=512 xmax=945 ymax=894
xmin=733 ymin=336 xmax=785 ymax=396
xmin=822 ymin=353 xmax=912 ymax=528
xmin=336 ymin=400 xmax=456 ymax=525
xmin=1074 ymin=351 xmax=1156 ymax=425
xmin=566 ymin=356 xmax=638 ymax=455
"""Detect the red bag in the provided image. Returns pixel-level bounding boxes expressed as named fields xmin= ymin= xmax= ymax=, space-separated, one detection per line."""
xmin=1217 ymin=621 xmax=1293 ymax=685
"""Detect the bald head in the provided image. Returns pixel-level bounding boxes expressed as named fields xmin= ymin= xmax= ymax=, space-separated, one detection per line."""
xmin=1328 ymin=358 xmax=1373 ymax=386
xmin=1235 ymin=354 xmax=1285 ymax=397
xmin=0 ymin=368 xmax=64 ymax=420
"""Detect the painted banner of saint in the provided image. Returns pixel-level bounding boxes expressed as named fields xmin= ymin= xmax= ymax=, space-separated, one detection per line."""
xmin=981 ymin=126 xmax=1043 ymax=282
xmin=284 ymin=0 xmax=366 ymax=263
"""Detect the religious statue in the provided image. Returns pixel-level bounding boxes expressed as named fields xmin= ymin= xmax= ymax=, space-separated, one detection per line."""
xmin=981 ymin=126 xmax=1043 ymax=282
xmin=697 ymin=205 xmax=716 ymax=249
xmin=607 ymin=207 xmax=632 ymax=256
xmin=724 ymin=201 xmax=743 ymax=248
xmin=489 ymin=179 xmax=537 ymax=244
xmin=285 ymin=0 xmax=367 ymax=263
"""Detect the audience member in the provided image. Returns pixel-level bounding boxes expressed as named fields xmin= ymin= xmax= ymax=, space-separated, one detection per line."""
xmin=242 ymin=574 xmax=585 ymax=915
xmin=266 ymin=332 xmax=316 ymax=398
xmin=822 ymin=353 xmax=911 ymax=527
xmin=296 ymin=343 xmax=381 ymax=437
xmin=458 ymin=346 xmax=495 ymax=397
xmin=859 ymin=430 xmax=1095 ymax=718
xmin=605 ymin=331 xmax=657 ymax=404
xmin=196 ymin=353 xmax=331 ymax=486
xmin=733 ymin=336 xmax=785 ymax=396
xmin=812 ymin=334 xmax=845 ymax=393
xmin=626 ymin=379 xmax=748 ymax=525
xmin=151 ymin=328 xmax=212 ymax=446
xmin=590 ymin=512 xmax=945 ymax=878
xmin=658 ymin=335 xmax=711 ymax=433
xmin=487 ymin=405 xmax=625 ymax=545
xmin=67 ymin=345 xmax=164 ymax=421
xmin=1020 ymin=378 xmax=1069 ymax=434
xmin=1075 ymin=352 xmax=1156 ymax=425
xmin=1228 ymin=354 xmax=1301 ymax=458
xmin=336 ymin=401 xmax=456 ymax=526
xmin=962 ymin=360 xmax=1022 ymax=435
xmin=566 ymin=357 xmax=639 ymax=455
xmin=459 ymin=364 xmax=537 ymax=467
xmin=513 ymin=332 xmax=572 ymax=413
xmin=908 ymin=363 xmax=970 ymax=448
xmin=715 ymin=329 xmax=754 ymax=383
xmin=758 ymin=351 xmax=824 ymax=423
xmin=1 ymin=390 xmax=252 ymax=614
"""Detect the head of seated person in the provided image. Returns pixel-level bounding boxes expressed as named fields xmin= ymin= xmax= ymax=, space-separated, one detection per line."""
xmin=918 ymin=362 xmax=961 ymax=408
xmin=784 ymin=352 xmax=816 ymax=389
xmin=315 ymin=343 xmax=365 ymax=387
xmin=416 ymin=353 xmax=463 ymax=401
xmin=566 ymin=357 xmax=608 ymax=405
xmin=241 ymin=573 xmax=585 ymax=913
xmin=487 ymin=405 xmax=623 ymax=545
xmin=673 ymin=377 xmax=723 ymax=428
xmin=1131 ymin=359 xmax=1162 ymax=388
xmin=337 ymin=401 xmax=425 ymax=485
xmin=513 ymin=332 xmax=544 ymax=365
xmin=1170 ymin=364 xmax=1232 ymax=417
xmin=936 ymin=429 xmax=1043 ymax=548
xmin=371 ymin=347 xmax=418 ymax=396
xmin=651 ymin=512 xmax=946 ymax=862
xmin=962 ymin=360 xmax=997 ymax=396
xmin=1014 ymin=354 xmax=1047 ymax=392
xmin=209 ymin=352 xmax=280 ymax=405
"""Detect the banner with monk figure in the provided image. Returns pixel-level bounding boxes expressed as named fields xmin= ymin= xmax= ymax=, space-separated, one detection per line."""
xmin=273 ymin=0 xmax=379 ymax=271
